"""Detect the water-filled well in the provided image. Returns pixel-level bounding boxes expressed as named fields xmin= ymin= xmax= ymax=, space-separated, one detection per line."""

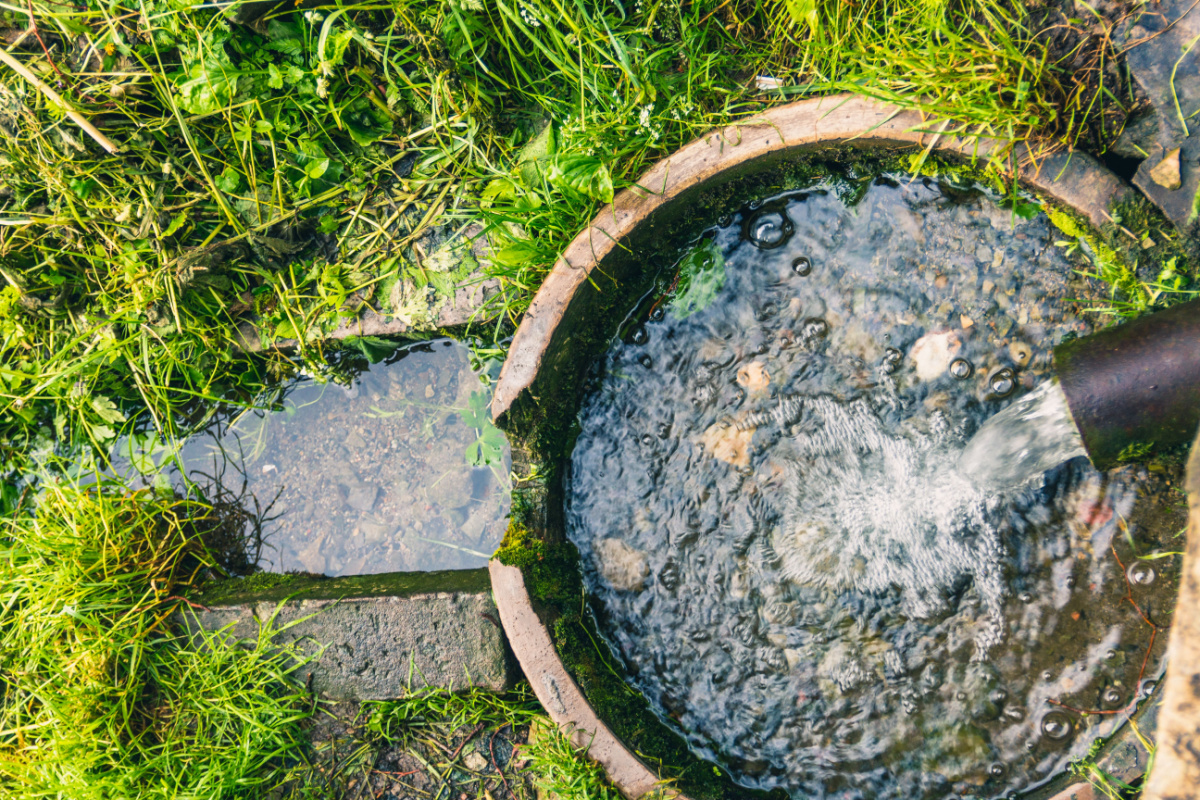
xmin=489 ymin=96 xmax=1193 ymax=800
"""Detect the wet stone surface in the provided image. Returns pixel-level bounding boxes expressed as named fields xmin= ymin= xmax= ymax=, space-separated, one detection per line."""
xmin=1117 ymin=0 xmax=1200 ymax=232
xmin=128 ymin=339 xmax=510 ymax=576
xmin=566 ymin=180 xmax=1185 ymax=800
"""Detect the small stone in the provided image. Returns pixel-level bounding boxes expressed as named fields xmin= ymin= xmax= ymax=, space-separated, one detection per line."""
xmin=425 ymin=384 xmax=435 ymax=399
xmin=1008 ymin=341 xmax=1033 ymax=367
xmin=1141 ymin=236 xmax=1156 ymax=249
xmin=1149 ymin=147 xmax=1182 ymax=190
xmin=736 ymin=361 xmax=771 ymax=393
xmin=699 ymin=423 xmax=754 ymax=468
xmin=982 ymin=280 xmax=995 ymax=296
xmin=595 ymin=538 xmax=650 ymax=592
xmin=464 ymin=751 xmax=488 ymax=772
xmin=909 ymin=330 xmax=962 ymax=381
xmin=347 ymin=483 xmax=379 ymax=512
xmin=934 ymin=274 xmax=949 ymax=289
xmin=960 ymin=315 xmax=974 ymax=329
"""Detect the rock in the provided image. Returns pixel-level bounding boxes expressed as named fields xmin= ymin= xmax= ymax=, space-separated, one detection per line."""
xmin=594 ymin=538 xmax=650 ymax=592
xmin=344 ymin=429 xmax=367 ymax=450
xmin=464 ymin=751 xmax=488 ymax=772
xmin=1119 ymin=1 xmax=1200 ymax=233
xmin=1149 ymin=147 xmax=1183 ymax=190
xmin=184 ymin=569 xmax=511 ymax=700
xmin=347 ymin=483 xmax=378 ymax=512
xmin=909 ymin=330 xmax=962 ymax=381
xmin=699 ymin=422 xmax=754 ymax=468
xmin=1008 ymin=340 xmax=1033 ymax=368
xmin=360 ymin=518 xmax=392 ymax=544
xmin=426 ymin=468 xmax=474 ymax=508
xmin=736 ymin=361 xmax=770 ymax=393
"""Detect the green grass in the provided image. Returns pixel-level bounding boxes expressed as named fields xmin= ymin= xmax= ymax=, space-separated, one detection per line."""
xmin=0 ymin=475 xmax=315 ymax=799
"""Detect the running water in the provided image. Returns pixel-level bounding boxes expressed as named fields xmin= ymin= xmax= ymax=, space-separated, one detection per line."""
xmin=960 ymin=379 xmax=1087 ymax=491
xmin=566 ymin=179 xmax=1184 ymax=800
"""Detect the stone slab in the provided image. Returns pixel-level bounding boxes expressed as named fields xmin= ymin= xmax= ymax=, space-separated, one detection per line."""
xmin=1120 ymin=0 xmax=1200 ymax=233
xmin=188 ymin=568 xmax=512 ymax=701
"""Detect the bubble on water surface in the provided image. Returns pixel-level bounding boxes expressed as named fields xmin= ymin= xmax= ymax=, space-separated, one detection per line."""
xmin=745 ymin=209 xmax=794 ymax=250
xmin=989 ymin=367 xmax=1017 ymax=398
xmin=1101 ymin=687 xmax=1124 ymax=707
xmin=949 ymin=358 xmax=974 ymax=380
xmin=1040 ymin=712 xmax=1073 ymax=741
xmin=791 ymin=256 xmax=813 ymax=276
xmin=1127 ymin=561 xmax=1156 ymax=585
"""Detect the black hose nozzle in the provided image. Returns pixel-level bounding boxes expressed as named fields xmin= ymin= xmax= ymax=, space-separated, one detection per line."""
xmin=1055 ymin=298 xmax=1200 ymax=471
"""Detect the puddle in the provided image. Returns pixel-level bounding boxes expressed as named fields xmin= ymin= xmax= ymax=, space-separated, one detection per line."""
xmin=118 ymin=339 xmax=511 ymax=576
xmin=566 ymin=180 xmax=1184 ymax=799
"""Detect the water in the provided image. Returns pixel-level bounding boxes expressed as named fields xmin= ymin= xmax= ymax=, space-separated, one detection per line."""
xmin=567 ymin=180 xmax=1183 ymax=800
xmin=115 ymin=339 xmax=511 ymax=576
xmin=961 ymin=380 xmax=1087 ymax=491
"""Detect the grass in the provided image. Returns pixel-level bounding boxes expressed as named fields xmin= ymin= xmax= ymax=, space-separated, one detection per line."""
xmin=0 ymin=1 xmax=1196 ymax=797
xmin=0 ymin=474 xmax=315 ymax=799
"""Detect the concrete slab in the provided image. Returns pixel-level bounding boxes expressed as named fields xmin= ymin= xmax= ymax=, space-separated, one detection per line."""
xmin=188 ymin=568 xmax=512 ymax=701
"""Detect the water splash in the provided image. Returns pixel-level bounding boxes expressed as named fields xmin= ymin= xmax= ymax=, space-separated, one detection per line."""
xmin=772 ymin=396 xmax=1006 ymax=655
xmin=960 ymin=380 xmax=1087 ymax=491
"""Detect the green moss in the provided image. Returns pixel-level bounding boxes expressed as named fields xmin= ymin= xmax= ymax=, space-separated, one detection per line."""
xmin=194 ymin=567 xmax=491 ymax=606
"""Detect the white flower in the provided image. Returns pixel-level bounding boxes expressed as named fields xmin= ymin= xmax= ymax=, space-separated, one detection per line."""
xmin=519 ymin=4 xmax=542 ymax=27
xmin=316 ymin=76 xmax=329 ymax=98
xmin=638 ymin=103 xmax=652 ymax=128
xmin=304 ymin=10 xmax=323 ymax=23
xmin=161 ymin=160 xmax=171 ymax=175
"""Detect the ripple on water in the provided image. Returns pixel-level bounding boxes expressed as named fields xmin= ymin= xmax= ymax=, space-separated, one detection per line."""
xmin=567 ymin=181 xmax=1184 ymax=800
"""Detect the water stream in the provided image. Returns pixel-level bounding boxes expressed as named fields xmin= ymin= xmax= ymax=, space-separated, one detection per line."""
xmin=960 ymin=380 xmax=1087 ymax=491
xmin=567 ymin=180 xmax=1183 ymax=800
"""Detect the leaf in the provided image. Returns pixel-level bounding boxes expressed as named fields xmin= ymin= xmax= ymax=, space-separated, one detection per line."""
xmin=482 ymin=177 xmax=519 ymax=206
xmin=91 ymin=395 xmax=126 ymax=425
xmin=783 ymin=0 xmax=820 ymax=30
xmin=267 ymin=63 xmax=283 ymax=89
xmin=215 ymin=165 xmax=242 ymax=193
xmin=346 ymin=335 xmax=396 ymax=364
xmin=670 ymin=240 xmax=726 ymax=318
xmin=548 ymin=154 xmax=614 ymax=203
xmin=305 ymin=158 xmax=330 ymax=180
xmin=175 ymin=60 xmax=239 ymax=115
xmin=343 ymin=96 xmax=392 ymax=146
xmin=325 ymin=28 xmax=355 ymax=68
xmin=489 ymin=239 xmax=545 ymax=269
xmin=265 ymin=39 xmax=304 ymax=60
xmin=163 ymin=213 xmax=188 ymax=238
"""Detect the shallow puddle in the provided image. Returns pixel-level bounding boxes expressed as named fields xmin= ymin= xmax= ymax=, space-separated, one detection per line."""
xmin=567 ymin=180 xmax=1184 ymax=799
xmin=120 ymin=339 xmax=511 ymax=576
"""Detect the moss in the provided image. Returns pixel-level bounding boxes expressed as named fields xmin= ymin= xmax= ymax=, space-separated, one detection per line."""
xmin=195 ymin=567 xmax=491 ymax=606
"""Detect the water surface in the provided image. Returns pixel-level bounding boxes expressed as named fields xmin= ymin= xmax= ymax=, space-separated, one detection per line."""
xmin=120 ymin=339 xmax=511 ymax=576
xmin=567 ymin=181 xmax=1183 ymax=800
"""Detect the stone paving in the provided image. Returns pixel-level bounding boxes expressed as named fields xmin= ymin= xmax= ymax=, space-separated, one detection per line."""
xmin=1117 ymin=0 xmax=1200 ymax=235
